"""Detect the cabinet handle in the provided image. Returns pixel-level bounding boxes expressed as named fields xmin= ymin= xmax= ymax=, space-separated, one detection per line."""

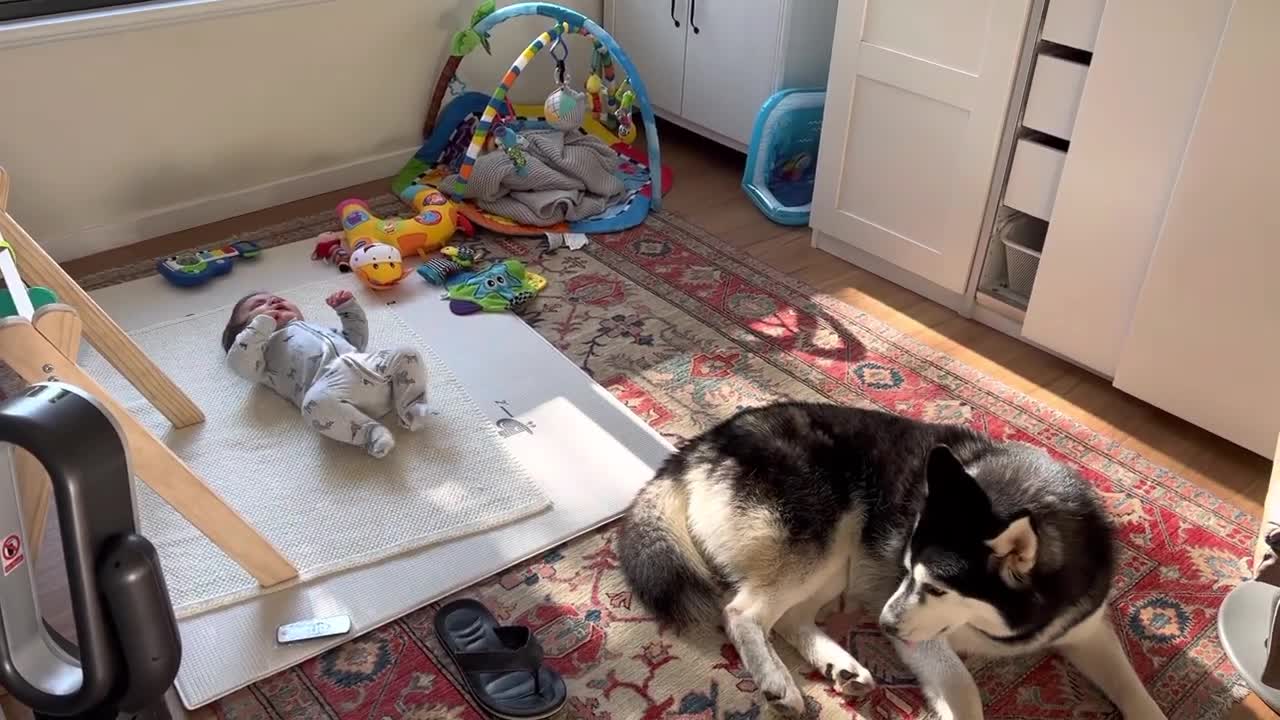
xmin=670 ymin=0 xmax=680 ymax=27
xmin=689 ymin=0 xmax=700 ymax=33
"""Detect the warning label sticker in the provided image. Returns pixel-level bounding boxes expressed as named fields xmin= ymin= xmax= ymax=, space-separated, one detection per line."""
xmin=2 ymin=534 xmax=25 ymax=576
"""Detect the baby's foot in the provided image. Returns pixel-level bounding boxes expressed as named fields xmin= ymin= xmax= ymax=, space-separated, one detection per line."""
xmin=366 ymin=425 xmax=395 ymax=458
xmin=399 ymin=402 xmax=432 ymax=432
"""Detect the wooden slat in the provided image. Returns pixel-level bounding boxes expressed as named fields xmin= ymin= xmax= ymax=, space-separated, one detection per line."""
xmin=0 ymin=207 xmax=204 ymax=428
xmin=0 ymin=319 xmax=297 ymax=587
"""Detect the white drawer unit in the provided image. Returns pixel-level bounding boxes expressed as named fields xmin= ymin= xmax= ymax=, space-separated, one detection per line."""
xmin=1042 ymin=0 xmax=1106 ymax=51
xmin=971 ymin=0 xmax=1098 ymax=307
xmin=1003 ymin=139 xmax=1066 ymax=222
xmin=1022 ymin=53 xmax=1088 ymax=140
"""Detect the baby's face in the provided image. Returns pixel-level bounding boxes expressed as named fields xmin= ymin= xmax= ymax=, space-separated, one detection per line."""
xmin=240 ymin=293 xmax=304 ymax=326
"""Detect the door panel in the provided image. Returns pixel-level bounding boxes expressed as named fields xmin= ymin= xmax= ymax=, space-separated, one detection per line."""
xmin=679 ymin=0 xmax=782 ymax=146
xmin=811 ymin=0 xmax=1031 ymax=294
xmin=608 ymin=0 xmax=688 ymax=115
xmin=1113 ymin=0 xmax=1279 ymax=457
xmin=1020 ymin=0 xmax=1233 ymax=376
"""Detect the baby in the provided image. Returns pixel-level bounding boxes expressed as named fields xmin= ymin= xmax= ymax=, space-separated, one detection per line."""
xmin=221 ymin=289 xmax=429 ymax=457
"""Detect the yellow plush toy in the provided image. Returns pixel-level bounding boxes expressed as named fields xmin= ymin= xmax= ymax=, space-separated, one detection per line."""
xmin=336 ymin=194 xmax=472 ymax=263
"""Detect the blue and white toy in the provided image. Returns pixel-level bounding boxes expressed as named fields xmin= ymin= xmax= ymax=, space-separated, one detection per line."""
xmin=742 ymin=88 xmax=826 ymax=226
xmin=157 ymin=241 xmax=262 ymax=287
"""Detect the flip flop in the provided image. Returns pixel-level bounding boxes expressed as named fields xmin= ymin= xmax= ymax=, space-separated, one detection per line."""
xmin=434 ymin=599 xmax=567 ymax=719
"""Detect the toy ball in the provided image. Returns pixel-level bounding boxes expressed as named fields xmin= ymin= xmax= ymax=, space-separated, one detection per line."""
xmin=349 ymin=242 xmax=405 ymax=290
xmin=544 ymin=86 xmax=586 ymax=131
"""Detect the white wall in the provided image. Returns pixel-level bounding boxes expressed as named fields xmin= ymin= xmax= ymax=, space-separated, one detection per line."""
xmin=0 ymin=0 xmax=599 ymax=261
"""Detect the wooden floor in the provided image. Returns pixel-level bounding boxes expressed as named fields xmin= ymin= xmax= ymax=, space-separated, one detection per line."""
xmin=57 ymin=122 xmax=1274 ymax=719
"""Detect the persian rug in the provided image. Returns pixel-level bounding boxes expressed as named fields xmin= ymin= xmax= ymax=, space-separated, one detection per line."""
xmin=81 ymin=206 xmax=1255 ymax=719
xmin=79 ymin=279 xmax=549 ymax=617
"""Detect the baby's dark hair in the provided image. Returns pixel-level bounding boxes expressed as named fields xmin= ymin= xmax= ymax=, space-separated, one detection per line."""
xmin=221 ymin=291 xmax=265 ymax=353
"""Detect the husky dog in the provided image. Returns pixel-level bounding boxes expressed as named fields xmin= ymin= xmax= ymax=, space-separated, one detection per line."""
xmin=619 ymin=403 xmax=1165 ymax=719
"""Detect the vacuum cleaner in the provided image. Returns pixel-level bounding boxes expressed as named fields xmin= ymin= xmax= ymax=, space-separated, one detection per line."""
xmin=0 ymin=382 xmax=181 ymax=719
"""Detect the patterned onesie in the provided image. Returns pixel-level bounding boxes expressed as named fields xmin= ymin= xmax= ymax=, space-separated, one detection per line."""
xmin=225 ymin=299 xmax=429 ymax=457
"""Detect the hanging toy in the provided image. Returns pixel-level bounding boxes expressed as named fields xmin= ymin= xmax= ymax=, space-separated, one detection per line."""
xmin=615 ymin=87 xmax=637 ymax=144
xmin=586 ymin=73 xmax=607 ymax=116
xmin=492 ymin=119 xmax=530 ymax=176
xmin=590 ymin=38 xmax=616 ymax=85
xmin=543 ymin=36 xmax=586 ymax=132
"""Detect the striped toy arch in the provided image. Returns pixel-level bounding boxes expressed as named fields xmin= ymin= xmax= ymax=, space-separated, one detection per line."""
xmin=447 ymin=3 xmax=664 ymax=210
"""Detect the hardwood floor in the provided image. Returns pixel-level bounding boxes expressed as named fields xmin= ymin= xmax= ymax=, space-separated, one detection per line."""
xmin=56 ymin=121 xmax=1274 ymax=718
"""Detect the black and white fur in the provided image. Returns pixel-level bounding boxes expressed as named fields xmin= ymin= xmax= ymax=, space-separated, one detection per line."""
xmin=619 ymin=403 xmax=1165 ymax=719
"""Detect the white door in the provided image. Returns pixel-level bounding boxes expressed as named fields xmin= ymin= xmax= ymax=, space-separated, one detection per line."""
xmin=679 ymin=0 xmax=782 ymax=146
xmin=1112 ymin=0 xmax=1279 ymax=457
xmin=810 ymin=0 xmax=1031 ymax=294
xmin=607 ymin=0 xmax=689 ymax=116
xmin=1019 ymin=0 xmax=1233 ymax=376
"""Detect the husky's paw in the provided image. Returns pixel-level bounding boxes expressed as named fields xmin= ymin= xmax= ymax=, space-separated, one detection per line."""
xmin=830 ymin=663 xmax=876 ymax=696
xmin=759 ymin=673 xmax=806 ymax=716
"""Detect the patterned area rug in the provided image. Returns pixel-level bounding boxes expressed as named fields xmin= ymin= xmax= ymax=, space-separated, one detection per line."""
xmin=84 ymin=207 xmax=1255 ymax=719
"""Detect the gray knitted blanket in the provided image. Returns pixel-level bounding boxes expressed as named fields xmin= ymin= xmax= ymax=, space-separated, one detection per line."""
xmin=444 ymin=130 xmax=626 ymax=227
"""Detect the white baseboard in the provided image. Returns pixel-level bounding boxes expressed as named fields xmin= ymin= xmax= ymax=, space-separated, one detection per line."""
xmin=55 ymin=144 xmax=419 ymax=262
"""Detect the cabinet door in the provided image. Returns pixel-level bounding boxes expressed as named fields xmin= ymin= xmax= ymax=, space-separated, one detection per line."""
xmin=810 ymin=0 xmax=1031 ymax=294
xmin=1020 ymin=0 xmax=1232 ymax=376
xmin=607 ymin=0 xmax=688 ymax=116
xmin=679 ymin=0 xmax=782 ymax=146
xmin=1113 ymin=0 xmax=1279 ymax=457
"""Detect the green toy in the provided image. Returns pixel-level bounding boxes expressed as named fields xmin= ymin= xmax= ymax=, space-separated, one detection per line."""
xmin=0 ymin=286 xmax=56 ymax=318
xmin=445 ymin=259 xmax=547 ymax=315
xmin=0 ymin=235 xmax=58 ymax=318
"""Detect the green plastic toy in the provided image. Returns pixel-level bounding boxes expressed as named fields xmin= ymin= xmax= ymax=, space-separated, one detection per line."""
xmin=0 ymin=286 xmax=57 ymax=318
xmin=445 ymin=259 xmax=547 ymax=315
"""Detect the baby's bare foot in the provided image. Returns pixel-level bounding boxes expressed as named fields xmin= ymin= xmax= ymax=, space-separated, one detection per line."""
xmin=366 ymin=425 xmax=395 ymax=458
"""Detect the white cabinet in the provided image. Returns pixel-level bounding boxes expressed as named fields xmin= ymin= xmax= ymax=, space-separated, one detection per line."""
xmin=810 ymin=0 xmax=1033 ymax=295
xmin=1112 ymin=0 xmax=1280 ymax=457
xmin=605 ymin=0 xmax=836 ymax=149
xmin=1020 ymin=0 xmax=1234 ymax=376
xmin=606 ymin=0 xmax=687 ymax=116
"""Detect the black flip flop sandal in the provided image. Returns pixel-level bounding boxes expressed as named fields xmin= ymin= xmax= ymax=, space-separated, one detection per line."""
xmin=435 ymin=599 xmax=567 ymax=720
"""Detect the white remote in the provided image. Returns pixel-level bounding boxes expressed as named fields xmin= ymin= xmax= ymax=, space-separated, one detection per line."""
xmin=276 ymin=615 xmax=352 ymax=644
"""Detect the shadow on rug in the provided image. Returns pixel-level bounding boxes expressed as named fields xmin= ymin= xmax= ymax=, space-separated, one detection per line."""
xmin=85 ymin=206 xmax=1255 ymax=720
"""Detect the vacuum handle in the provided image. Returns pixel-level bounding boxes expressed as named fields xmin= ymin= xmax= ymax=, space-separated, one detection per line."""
xmin=0 ymin=384 xmax=137 ymax=714
xmin=100 ymin=534 xmax=181 ymax=713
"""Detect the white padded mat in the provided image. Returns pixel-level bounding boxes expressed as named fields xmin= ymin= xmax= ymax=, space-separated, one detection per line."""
xmin=88 ymin=240 xmax=671 ymax=708
xmin=81 ymin=278 xmax=550 ymax=617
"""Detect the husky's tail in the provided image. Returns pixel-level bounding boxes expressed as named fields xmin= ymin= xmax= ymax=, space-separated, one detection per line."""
xmin=618 ymin=474 xmax=721 ymax=627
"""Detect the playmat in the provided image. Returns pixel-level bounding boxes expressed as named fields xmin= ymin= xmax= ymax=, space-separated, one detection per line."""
xmin=393 ymin=2 xmax=672 ymax=236
xmin=80 ymin=278 xmax=549 ymax=617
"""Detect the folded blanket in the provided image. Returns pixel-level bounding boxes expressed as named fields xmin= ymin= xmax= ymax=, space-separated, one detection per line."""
xmin=444 ymin=130 xmax=627 ymax=226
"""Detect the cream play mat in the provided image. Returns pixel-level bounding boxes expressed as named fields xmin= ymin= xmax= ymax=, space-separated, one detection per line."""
xmin=82 ymin=279 xmax=550 ymax=617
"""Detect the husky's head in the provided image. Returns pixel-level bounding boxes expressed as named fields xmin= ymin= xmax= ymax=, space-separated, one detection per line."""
xmin=879 ymin=444 xmax=1046 ymax=643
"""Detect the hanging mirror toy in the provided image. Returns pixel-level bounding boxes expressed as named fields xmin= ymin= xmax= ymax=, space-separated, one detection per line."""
xmin=543 ymin=34 xmax=587 ymax=132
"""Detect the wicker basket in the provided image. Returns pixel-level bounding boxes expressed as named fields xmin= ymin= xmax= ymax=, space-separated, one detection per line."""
xmin=1002 ymin=238 xmax=1043 ymax=297
xmin=992 ymin=207 xmax=1047 ymax=298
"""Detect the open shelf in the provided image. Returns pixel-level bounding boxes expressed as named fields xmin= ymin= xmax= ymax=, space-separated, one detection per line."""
xmin=978 ymin=206 xmax=1048 ymax=311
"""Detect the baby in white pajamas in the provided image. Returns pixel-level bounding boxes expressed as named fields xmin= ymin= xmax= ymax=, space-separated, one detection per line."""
xmin=222 ymin=289 xmax=429 ymax=457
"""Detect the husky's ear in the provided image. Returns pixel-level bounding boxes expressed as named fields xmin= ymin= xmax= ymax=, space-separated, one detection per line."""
xmin=987 ymin=512 xmax=1037 ymax=585
xmin=925 ymin=445 xmax=990 ymax=514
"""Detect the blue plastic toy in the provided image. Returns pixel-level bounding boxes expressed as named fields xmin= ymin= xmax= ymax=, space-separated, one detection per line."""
xmin=742 ymin=89 xmax=826 ymax=226
xmin=156 ymin=240 xmax=262 ymax=287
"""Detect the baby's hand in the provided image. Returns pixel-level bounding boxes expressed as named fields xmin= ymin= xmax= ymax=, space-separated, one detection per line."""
xmin=326 ymin=290 xmax=354 ymax=309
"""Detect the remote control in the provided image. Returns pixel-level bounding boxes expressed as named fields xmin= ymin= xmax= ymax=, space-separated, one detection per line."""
xmin=276 ymin=615 xmax=352 ymax=644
